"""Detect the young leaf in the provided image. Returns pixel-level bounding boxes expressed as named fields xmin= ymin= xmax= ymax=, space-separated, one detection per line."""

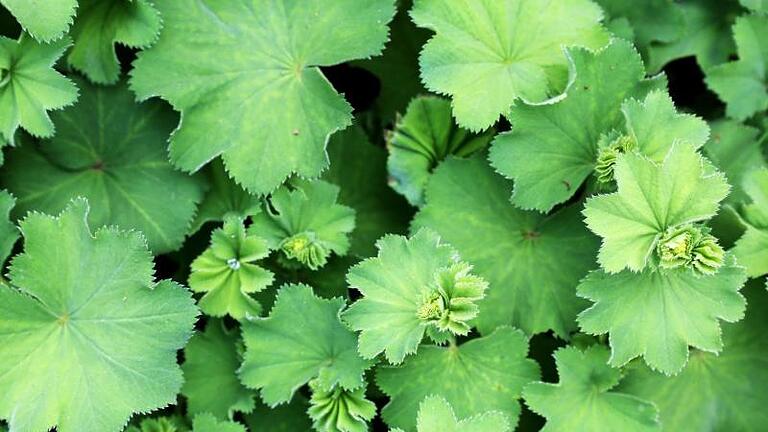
xmin=0 ymin=0 xmax=77 ymax=41
xmin=733 ymin=168 xmax=768 ymax=278
xmin=524 ymin=346 xmax=661 ymax=432
xmin=342 ymin=229 xmax=487 ymax=364
xmin=386 ymin=95 xmax=493 ymax=206
xmin=308 ymin=380 xmax=376 ymax=432
xmin=1 ymin=78 xmax=204 ymax=253
xmin=67 ymin=0 xmax=162 ymax=84
xmin=489 ymin=39 xmax=665 ymax=212
xmin=130 ymin=0 xmax=396 ymax=194
xmin=0 ymin=34 xmax=78 ymax=142
xmin=577 ymin=255 xmax=747 ymax=375
xmin=413 ymin=155 xmax=599 ymax=337
xmin=191 ymin=414 xmax=245 ymax=432
xmin=0 ymin=190 xmax=17 ymax=264
xmin=239 ymin=284 xmax=370 ymax=406
xmin=190 ymin=159 xmax=261 ymax=234
xmin=0 ymin=198 xmax=198 ymax=432
xmin=410 ymin=0 xmax=609 ymax=131
xmin=705 ymin=15 xmax=768 ymax=120
xmin=249 ymin=180 xmax=355 ymax=270
xmin=189 ymin=216 xmax=274 ymax=320
xmin=376 ymin=327 xmax=540 ymax=431
xmin=619 ymin=281 xmax=768 ymax=431
xmin=323 ymin=126 xmax=411 ymax=257
xmin=583 ymin=143 xmax=729 ymax=273
xmin=181 ymin=320 xmax=255 ymax=420
xmin=411 ymin=395 xmax=510 ymax=432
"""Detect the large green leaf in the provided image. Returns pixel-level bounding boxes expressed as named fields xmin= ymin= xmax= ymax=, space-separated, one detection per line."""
xmin=130 ymin=0 xmax=395 ymax=194
xmin=410 ymin=0 xmax=609 ymax=131
xmin=413 ymin=155 xmax=599 ymax=337
xmin=0 ymin=0 xmax=77 ymax=41
xmin=1 ymin=78 xmax=204 ymax=253
xmin=0 ymin=198 xmax=198 ymax=432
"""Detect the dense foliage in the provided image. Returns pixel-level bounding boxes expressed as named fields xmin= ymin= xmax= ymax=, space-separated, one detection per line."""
xmin=0 ymin=0 xmax=766 ymax=431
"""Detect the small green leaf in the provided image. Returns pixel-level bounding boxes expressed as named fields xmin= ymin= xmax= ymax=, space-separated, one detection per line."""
xmin=577 ymin=255 xmax=747 ymax=375
xmin=189 ymin=217 xmax=274 ymax=320
xmin=414 ymin=395 xmax=511 ymax=432
xmin=0 ymin=34 xmax=78 ymax=141
xmin=376 ymin=327 xmax=540 ymax=431
xmin=239 ymin=284 xmax=370 ymax=406
xmin=524 ymin=345 xmax=661 ymax=432
xmin=308 ymin=379 xmax=376 ymax=432
xmin=411 ymin=0 xmax=609 ymax=131
xmin=0 ymin=198 xmax=199 ymax=432
xmin=181 ymin=320 xmax=255 ymax=420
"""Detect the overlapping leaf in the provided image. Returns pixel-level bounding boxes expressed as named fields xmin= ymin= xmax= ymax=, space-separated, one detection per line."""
xmin=130 ymin=0 xmax=396 ymax=194
xmin=190 ymin=159 xmax=261 ymax=234
xmin=0 ymin=198 xmax=198 ymax=432
xmin=396 ymin=395 xmax=510 ymax=432
xmin=1 ymin=78 xmax=204 ymax=253
xmin=0 ymin=0 xmax=76 ymax=41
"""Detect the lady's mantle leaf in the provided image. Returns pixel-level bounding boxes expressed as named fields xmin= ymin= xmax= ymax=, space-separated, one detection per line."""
xmin=376 ymin=327 xmax=540 ymax=431
xmin=705 ymin=15 xmax=768 ymax=120
xmin=125 ymin=416 xmax=189 ymax=432
xmin=704 ymin=120 xmax=767 ymax=205
xmin=524 ymin=346 xmax=660 ymax=432
xmin=0 ymin=0 xmax=77 ymax=41
xmin=619 ymin=281 xmax=768 ymax=431
xmin=239 ymin=284 xmax=370 ymax=406
xmin=130 ymin=0 xmax=396 ymax=194
xmin=308 ymin=379 xmax=376 ymax=432
xmin=413 ymin=155 xmax=599 ymax=338
xmin=68 ymin=0 xmax=162 ymax=84
xmin=189 ymin=217 xmax=274 ymax=320
xmin=342 ymin=229 xmax=488 ymax=364
xmin=410 ymin=0 xmax=609 ymax=131
xmin=584 ymin=143 xmax=729 ymax=273
xmin=181 ymin=320 xmax=255 ymax=420
xmin=191 ymin=414 xmax=245 ymax=432
xmin=190 ymin=159 xmax=261 ymax=234
xmin=733 ymin=168 xmax=768 ymax=278
xmin=386 ymin=95 xmax=493 ymax=206
xmin=577 ymin=255 xmax=747 ymax=375
xmin=0 ymin=190 xmax=18 ymax=264
xmin=410 ymin=395 xmax=510 ymax=432
xmin=0 ymin=198 xmax=199 ymax=432
xmin=0 ymin=34 xmax=78 ymax=141
xmin=250 ymin=179 xmax=355 ymax=270
xmin=1 ymin=78 xmax=204 ymax=253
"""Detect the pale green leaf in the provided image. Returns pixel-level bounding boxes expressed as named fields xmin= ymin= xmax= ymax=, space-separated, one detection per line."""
xmin=308 ymin=380 xmax=376 ymax=432
xmin=414 ymin=395 xmax=510 ymax=432
xmin=410 ymin=0 xmax=609 ymax=131
xmin=130 ymin=0 xmax=395 ymax=194
xmin=0 ymin=0 xmax=76 ymax=41
xmin=0 ymin=198 xmax=199 ymax=432
xmin=524 ymin=345 xmax=660 ymax=432
xmin=1 ymin=78 xmax=204 ymax=253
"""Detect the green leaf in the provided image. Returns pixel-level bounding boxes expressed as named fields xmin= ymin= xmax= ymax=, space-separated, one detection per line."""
xmin=181 ymin=320 xmax=255 ymax=420
xmin=190 ymin=159 xmax=261 ymax=234
xmin=0 ymin=34 xmax=78 ymax=141
xmin=705 ymin=15 xmax=768 ymax=120
xmin=386 ymin=95 xmax=493 ymax=206
xmin=244 ymin=397 xmax=312 ymax=432
xmin=523 ymin=345 xmax=661 ymax=432
xmin=0 ymin=198 xmax=199 ymax=432
xmin=413 ymin=155 xmax=599 ymax=337
xmin=733 ymin=168 xmax=768 ymax=278
xmin=249 ymin=179 xmax=355 ymax=270
xmin=376 ymin=327 xmax=540 ymax=431
xmin=0 ymin=0 xmax=76 ymax=41
xmin=619 ymin=281 xmax=768 ymax=431
xmin=0 ymin=190 xmax=17 ymax=264
xmin=741 ymin=0 xmax=767 ymax=12
xmin=191 ymin=414 xmax=245 ymax=432
xmin=410 ymin=0 xmax=609 ymax=131
xmin=125 ymin=416 xmax=189 ymax=432
xmin=67 ymin=0 xmax=161 ymax=84
xmin=239 ymin=284 xmax=370 ymax=406
xmin=704 ymin=120 xmax=767 ymax=204
xmin=323 ymin=125 xmax=411 ymax=257
xmin=130 ymin=0 xmax=396 ymax=194
xmin=413 ymin=395 xmax=510 ymax=432
xmin=308 ymin=379 xmax=376 ymax=432
xmin=645 ymin=0 xmax=739 ymax=72
xmin=596 ymin=0 xmax=684 ymax=54
xmin=342 ymin=229 xmax=487 ymax=364
xmin=489 ymin=39 xmax=666 ymax=212
xmin=577 ymin=254 xmax=747 ymax=375
xmin=583 ymin=143 xmax=729 ymax=273
xmin=1 ymin=78 xmax=204 ymax=253
xmin=189 ymin=217 xmax=274 ymax=320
